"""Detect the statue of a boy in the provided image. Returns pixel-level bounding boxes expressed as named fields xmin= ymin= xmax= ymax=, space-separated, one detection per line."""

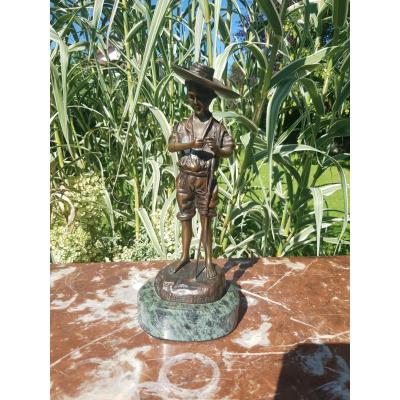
xmin=168 ymin=63 xmax=239 ymax=279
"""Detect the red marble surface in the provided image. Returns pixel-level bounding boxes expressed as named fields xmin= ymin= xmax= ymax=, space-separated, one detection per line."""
xmin=51 ymin=257 xmax=349 ymax=400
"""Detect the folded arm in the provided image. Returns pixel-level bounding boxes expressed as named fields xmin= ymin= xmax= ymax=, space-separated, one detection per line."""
xmin=168 ymin=123 xmax=205 ymax=152
xmin=168 ymin=138 xmax=204 ymax=152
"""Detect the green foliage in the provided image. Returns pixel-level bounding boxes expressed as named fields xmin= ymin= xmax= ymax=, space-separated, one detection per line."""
xmin=50 ymin=174 xmax=114 ymax=262
xmin=50 ymin=0 xmax=350 ymax=262
xmin=120 ymin=211 xmax=175 ymax=262
xmin=50 ymin=173 xmax=177 ymax=262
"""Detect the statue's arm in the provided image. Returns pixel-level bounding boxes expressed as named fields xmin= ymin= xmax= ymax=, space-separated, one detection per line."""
xmin=168 ymin=124 xmax=186 ymax=152
xmin=217 ymin=128 xmax=235 ymax=158
xmin=168 ymin=140 xmax=192 ymax=153
xmin=168 ymin=123 xmax=201 ymax=152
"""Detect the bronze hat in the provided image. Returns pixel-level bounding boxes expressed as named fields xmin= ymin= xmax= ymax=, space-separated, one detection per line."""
xmin=172 ymin=62 xmax=240 ymax=99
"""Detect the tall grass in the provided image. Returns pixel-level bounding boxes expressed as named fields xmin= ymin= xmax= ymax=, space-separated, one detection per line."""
xmin=50 ymin=0 xmax=350 ymax=261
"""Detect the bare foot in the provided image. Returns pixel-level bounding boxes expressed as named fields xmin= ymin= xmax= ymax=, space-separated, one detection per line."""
xmin=205 ymin=264 xmax=217 ymax=279
xmin=169 ymin=257 xmax=190 ymax=274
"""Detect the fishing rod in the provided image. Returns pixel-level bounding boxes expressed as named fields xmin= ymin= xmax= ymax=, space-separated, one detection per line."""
xmin=195 ymin=130 xmax=216 ymax=280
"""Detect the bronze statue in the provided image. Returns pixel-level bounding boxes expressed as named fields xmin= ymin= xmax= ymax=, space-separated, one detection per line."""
xmin=169 ymin=63 xmax=238 ymax=277
xmin=154 ymin=62 xmax=239 ymax=304
xmin=138 ymin=63 xmax=241 ymax=340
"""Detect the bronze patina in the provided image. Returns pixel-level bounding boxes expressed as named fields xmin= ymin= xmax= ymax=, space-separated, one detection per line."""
xmin=154 ymin=62 xmax=239 ymax=304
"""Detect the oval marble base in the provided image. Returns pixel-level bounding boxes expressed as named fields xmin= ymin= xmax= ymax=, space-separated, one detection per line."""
xmin=138 ymin=279 xmax=240 ymax=341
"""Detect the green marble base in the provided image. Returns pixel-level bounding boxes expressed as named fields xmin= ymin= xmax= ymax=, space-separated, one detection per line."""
xmin=138 ymin=279 xmax=240 ymax=341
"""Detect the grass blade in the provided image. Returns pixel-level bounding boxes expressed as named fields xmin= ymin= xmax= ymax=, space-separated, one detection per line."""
xmin=160 ymin=190 xmax=176 ymax=253
xmin=264 ymin=79 xmax=295 ymax=238
xmin=213 ymin=0 xmax=222 ymax=62
xmin=332 ymin=80 xmax=350 ymax=114
xmin=270 ymin=47 xmax=335 ymax=88
xmin=148 ymin=160 xmax=161 ymax=214
xmin=300 ymin=78 xmax=325 ymax=115
xmin=102 ymin=188 xmax=115 ymax=233
xmin=138 ymin=208 xmax=164 ymax=258
xmin=333 ymin=0 xmax=349 ymax=29
xmin=214 ymin=42 xmax=267 ymax=80
xmin=194 ymin=5 xmax=204 ymax=62
xmin=92 ymin=0 xmax=104 ymax=29
xmin=213 ymin=111 xmax=259 ymax=133
xmin=132 ymin=0 xmax=171 ymax=111
xmin=256 ymin=0 xmax=283 ymax=37
xmin=310 ymin=187 xmax=323 ymax=255
xmin=106 ymin=0 xmax=120 ymax=48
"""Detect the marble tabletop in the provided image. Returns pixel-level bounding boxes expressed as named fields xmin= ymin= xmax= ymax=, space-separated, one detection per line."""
xmin=51 ymin=257 xmax=349 ymax=400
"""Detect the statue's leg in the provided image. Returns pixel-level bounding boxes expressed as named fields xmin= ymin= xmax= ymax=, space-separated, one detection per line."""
xmin=170 ymin=172 xmax=194 ymax=274
xmin=169 ymin=219 xmax=192 ymax=273
xmin=200 ymin=215 xmax=217 ymax=279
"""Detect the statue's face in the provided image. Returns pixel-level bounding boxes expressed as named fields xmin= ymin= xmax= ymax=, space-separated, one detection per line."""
xmin=187 ymin=84 xmax=214 ymax=116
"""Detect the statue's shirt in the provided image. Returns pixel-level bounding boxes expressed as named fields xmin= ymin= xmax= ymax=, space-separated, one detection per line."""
xmin=168 ymin=114 xmax=235 ymax=174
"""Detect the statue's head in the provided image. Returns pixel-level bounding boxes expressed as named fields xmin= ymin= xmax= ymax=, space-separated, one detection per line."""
xmin=186 ymin=80 xmax=216 ymax=116
xmin=171 ymin=62 xmax=239 ymax=116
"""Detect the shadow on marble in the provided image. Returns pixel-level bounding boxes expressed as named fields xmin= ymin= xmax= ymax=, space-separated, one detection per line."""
xmin=274 ymin=343 xmax=350 ymax=400
xmin=223 ymin=258 xmax=258 ymax=282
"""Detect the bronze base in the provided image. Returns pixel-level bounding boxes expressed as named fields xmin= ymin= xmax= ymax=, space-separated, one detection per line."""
xmin=154 ymin=261 xmax=226 ymax=304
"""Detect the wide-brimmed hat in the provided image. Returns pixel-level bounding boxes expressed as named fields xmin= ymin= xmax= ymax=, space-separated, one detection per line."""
xmin=172 ymin=62 xmax=240 ymax=99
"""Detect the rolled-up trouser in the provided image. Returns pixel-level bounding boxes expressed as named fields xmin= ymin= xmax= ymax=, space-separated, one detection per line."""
xmin=176 ymin=170 xmax=218 ymax=221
